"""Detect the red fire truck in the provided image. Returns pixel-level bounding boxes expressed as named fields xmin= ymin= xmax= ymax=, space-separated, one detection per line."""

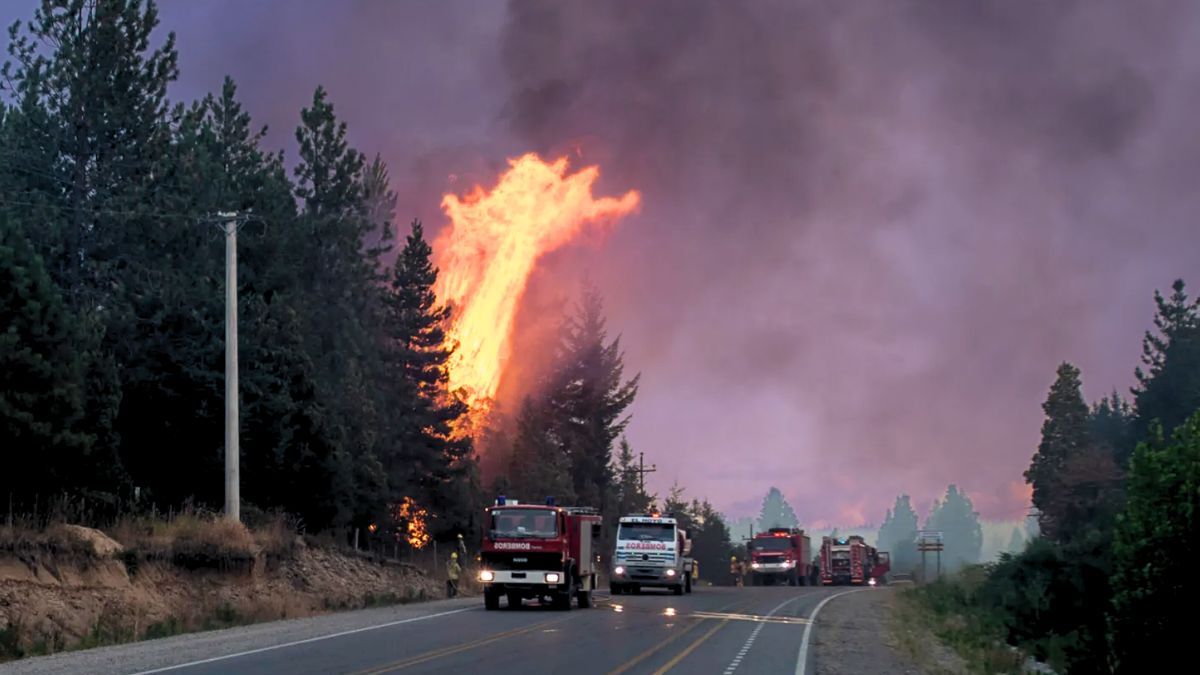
xmin=818 ymin=535 xmax=890 ymax=586
xmin=478 ymin=497 xmax=602 ymax=610
xmin=748 ymin=527 xmax=812 ymax=586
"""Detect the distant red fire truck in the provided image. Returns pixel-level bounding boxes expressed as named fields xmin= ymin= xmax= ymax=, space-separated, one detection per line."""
xmin=478 ymin=497 xmax=602 ymax=610
xmin=748 ymin=527 xmax=812 ymax=586
xmin=818 ymin=535 xmax=890 ymax=586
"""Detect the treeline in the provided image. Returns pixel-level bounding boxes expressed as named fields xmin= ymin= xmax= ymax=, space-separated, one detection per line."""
xmin=0 ymin=0 xmax=741 ymax=567
xmin=917 ymin=279 xmax=1200 ymax=674
xmin=0 ymin=1 xmax=476 ymax=539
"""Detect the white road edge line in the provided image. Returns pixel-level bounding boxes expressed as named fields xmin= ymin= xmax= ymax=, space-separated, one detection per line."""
xmin=794 ymin=589 xmax=871 ymax=675
xmin=129 ymin=606 xmax=474 ymax=674
xmin=722 ymin=593 xmax=808 ymax=674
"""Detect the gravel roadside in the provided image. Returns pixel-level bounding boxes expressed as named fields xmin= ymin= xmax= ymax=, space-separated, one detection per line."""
xmin=814 ymin=586 xmax=964 ymax=675
xmin=0 ymin=596 xmax=478 ymax=675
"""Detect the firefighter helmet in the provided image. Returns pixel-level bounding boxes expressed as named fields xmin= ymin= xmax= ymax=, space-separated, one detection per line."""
xmin=451 ymin=552 xmax=458 ymax=559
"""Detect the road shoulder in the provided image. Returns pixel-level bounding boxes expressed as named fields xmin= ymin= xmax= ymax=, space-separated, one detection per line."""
xmin=814 ymin=586 xmax=967 ymax=675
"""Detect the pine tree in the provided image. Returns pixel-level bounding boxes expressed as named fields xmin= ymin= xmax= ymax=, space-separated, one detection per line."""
xmin=925 ymin=485 xmax=983 ymax=571
xmin=292 ymin=86 xmax=390 ymax=530
xmin=0 ymin=216 xmax=114 ymax=503
xmin=689 ymin=498 xmax=734 ymax=585
xmin=384 ymin=219 xmax=474 ymax=529
xmin=877 ymin=495 xmax=919 ymax=572
xmin=1025 ymin=362 xmax=1091 ymax=541
xmin=756 ymin=487 xmax=800 ymax=531
xmin=545 ymin=285 xmax=639 ymax=511
xmin=1109 ymin=413 xmax=1200 ymax=672
xmin=505 ymin=397 xmax=574 ymax=504
xmin=1090 ymin=391 xmax=1137 ymax=469
xmin=1133 ymin=279 xmax=1200 ymax=443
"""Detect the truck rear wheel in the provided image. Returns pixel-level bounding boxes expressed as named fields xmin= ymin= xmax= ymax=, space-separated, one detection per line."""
xmin=484 ymin=589 xmax=500 ymax=610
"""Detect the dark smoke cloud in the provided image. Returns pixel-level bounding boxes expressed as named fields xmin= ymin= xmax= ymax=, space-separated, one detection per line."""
xmin=5 ymin=0 xmax=1196 ymax=525
xmin=495 ymin=0 xmax=1200 ymax=525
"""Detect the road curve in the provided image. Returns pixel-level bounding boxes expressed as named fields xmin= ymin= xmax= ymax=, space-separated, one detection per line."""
xmin=4 ymin=586 xmax=873 ymax=675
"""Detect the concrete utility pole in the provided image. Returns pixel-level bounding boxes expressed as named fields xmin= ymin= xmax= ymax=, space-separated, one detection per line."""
xmin=635 ymin=452 xmax=657 ymax=493
xmin=218 ymin=212 xmax=243 ymax=523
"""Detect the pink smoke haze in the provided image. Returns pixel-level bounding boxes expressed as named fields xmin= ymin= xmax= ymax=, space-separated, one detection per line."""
xmin=7 ymin=1 xmax=1195 ymax=525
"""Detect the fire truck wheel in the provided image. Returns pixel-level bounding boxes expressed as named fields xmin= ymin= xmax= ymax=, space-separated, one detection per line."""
xmin=684 ymin=573 xmax=692 ymax=594
xmin=577 ymin=586 xmax=593 ymax=608
xmin=789 ymin=570 xmax=798 ymax=586
xmin=553 ymin=576 xmax=575 ymax=611
xmin=484 ymin=589 xmax=500 ymax=610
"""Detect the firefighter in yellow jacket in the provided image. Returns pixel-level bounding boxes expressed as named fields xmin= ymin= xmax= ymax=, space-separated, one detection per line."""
xmin=447 ymin=552 xmax=462 ymax=598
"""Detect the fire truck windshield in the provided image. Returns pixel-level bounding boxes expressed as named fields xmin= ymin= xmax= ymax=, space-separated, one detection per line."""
xmin=618 ymin=523 xmax=675 ymax=542
xmin=752 ymin=537 xmax=792 ymax=551
xmin=490 ymin=509 xmax=557 ymax=538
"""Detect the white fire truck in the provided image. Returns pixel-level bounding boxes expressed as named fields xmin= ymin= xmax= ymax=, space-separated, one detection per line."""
xmin=609 ymin=513 xmax=694 ymax=595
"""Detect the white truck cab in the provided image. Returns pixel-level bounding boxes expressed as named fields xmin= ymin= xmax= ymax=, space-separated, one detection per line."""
xmin=610 ymin=514 xmax=693 ymax=595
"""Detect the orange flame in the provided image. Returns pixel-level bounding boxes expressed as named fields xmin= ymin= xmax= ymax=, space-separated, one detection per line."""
xmin=395 ymin=496 xmax=431 ymax=549
xmin=433 ymin=152 xmax=641 ymax=405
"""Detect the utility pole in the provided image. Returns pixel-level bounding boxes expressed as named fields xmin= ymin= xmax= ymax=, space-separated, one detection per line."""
xmin=635 ymin=452 xmax=657 ymax=493
xmin=218 ymin=212 xmax=244 ymax=523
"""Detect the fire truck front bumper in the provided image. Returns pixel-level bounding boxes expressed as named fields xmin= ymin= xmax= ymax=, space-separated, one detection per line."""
xmin=750 ymin=561 xmax=795 ymax=574
xmin=478 ymin=569 xmax=564 ymax=591
xmin=611 ymin=564 xmax=681 ymax=588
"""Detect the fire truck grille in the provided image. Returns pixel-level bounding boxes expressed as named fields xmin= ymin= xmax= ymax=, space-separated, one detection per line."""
xmin=616 ymin=551 xmax=674 ymax=565
xmin=482 ymin=552 xmax=562 ymax=571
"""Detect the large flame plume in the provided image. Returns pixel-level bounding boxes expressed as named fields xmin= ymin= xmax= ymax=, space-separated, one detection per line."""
xmin=434 ymin=152 xmax=641 ymax=406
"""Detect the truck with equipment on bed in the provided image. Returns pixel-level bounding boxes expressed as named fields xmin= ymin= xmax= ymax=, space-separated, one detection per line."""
xmin=478 ymin=497 xmax=601 ymax=610
xmin=748 ymin=527 xmax=812 ymax=586
xmin=818 ymin=535 xmax=890 ymax=586
xmin=610 ymin=513 xmax=694 ymax=595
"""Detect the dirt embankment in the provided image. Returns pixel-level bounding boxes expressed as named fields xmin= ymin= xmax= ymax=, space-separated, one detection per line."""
xmin=0 ymin=521 xmax=440 ymax=660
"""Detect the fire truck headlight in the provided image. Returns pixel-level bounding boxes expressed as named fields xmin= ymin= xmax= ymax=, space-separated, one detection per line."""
xmin=751 ymin=562 xmax=761 ymax=569
xmin=868 ymin=578 xmax=877 ymax=586
xmin=479 ymin=570 xmax=494 ymax=582
xmin=613 ymin=566 xmax=626 ymax=576
xmin=545 ymin=572 xmax=561 ymax=584
xmin=783 ymin=560 xmax=795 ymax=568
xmin=666 ymin=569 xmax=677 ymax=577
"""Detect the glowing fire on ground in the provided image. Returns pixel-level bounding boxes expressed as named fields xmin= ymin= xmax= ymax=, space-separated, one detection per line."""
xmin=433 ymin=153 xmax=641 ymax=406
xmin=395 ymin=496 xmax=431 ymax=549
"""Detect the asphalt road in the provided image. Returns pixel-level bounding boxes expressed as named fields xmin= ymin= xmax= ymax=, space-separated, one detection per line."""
xmin=5 ymin=586 xmax=870 ymax=675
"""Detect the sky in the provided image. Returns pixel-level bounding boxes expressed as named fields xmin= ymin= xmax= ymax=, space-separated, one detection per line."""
xmin=5 ymin=0 xmax=1199 ymax=527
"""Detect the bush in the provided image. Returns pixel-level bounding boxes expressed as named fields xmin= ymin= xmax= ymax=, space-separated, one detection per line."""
xmin=980 ymin=536 xmax=1112 ymax=673
xmin=1108 ymin=413 xmax=1200 ymax=674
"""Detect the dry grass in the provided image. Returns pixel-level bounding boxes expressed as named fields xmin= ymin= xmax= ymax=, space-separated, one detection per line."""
xmin=0 ymin=523 xmax=105 ymax=560
xmin=109 ymin=511 xmax=259 ymax=571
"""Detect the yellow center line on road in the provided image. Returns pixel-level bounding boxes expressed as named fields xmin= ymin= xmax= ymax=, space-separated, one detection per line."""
xmin=604 ymin=597 xmax=760 ymax=675
xmin=650 ymin=618 xmax=732 ymax=675
xmin=345 ymin=616 xmax=571 ymax=675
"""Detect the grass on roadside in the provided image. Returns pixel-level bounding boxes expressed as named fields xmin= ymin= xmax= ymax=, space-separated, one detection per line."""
xmin=893 ymin=570 xmax=1027 ymax=675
